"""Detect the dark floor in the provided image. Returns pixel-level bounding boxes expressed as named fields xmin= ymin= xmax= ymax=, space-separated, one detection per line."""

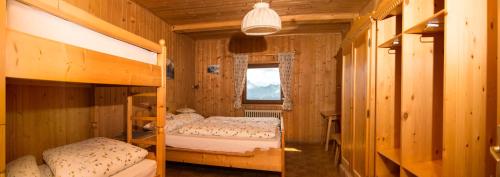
xmin=165 ymin=143 xmax=341 ymax=177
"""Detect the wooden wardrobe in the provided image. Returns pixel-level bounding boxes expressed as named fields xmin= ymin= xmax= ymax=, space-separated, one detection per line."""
xmin=341 ymin=0 xmax=499 ymax=176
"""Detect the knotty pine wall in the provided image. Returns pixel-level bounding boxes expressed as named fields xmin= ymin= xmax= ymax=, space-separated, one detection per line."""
xmin=6 ymin=0 xmax=195 ymax=162
xmin=6 ymin=81 xmax=93 ymax=163
xmin=64 ymin=0 xmax=196 ymax=113
xmin=193 ymin=34 xmax=342 ymax=143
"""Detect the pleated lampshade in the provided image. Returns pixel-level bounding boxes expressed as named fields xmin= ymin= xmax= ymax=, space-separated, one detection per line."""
xmin=241 ymin=2 xmax=282 ymax=36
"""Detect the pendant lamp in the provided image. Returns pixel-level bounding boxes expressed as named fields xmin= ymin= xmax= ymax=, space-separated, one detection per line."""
xmin=241 ymin=2 xmax=282 ymax=36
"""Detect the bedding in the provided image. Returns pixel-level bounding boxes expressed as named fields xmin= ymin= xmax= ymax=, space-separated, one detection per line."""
xmin=38 ymin=159 xmax=156 ymax=177
xmin=6 ymin=155 xmax=42 ymax=177
xmin=42 ymin=137 xmax=148 ymax=177
xmin=176 ymin=116 xmax=280 ymax=139
xmin=166 ymin=131 xmax=281 ymax=153
xmin=144 ymin=113 xmax=204 ymax=132
xmin=111 ymin=159 xmax=156 ymax=177
xmin=38 ymin=165 xmax=54 ymax=177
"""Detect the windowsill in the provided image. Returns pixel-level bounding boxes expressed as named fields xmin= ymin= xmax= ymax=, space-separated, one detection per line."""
xmin=242 ymin=104 xmax=282 ymax=110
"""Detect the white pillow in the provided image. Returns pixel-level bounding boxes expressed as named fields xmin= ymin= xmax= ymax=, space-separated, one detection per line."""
xmin=166 ymin=112 xmax=175 ymax=120
xmin=6 ymin=155 xmax=42 ymax=177
xmin=144 ymin=113 xmax=205 ymax=132
xmin=43 ymin=137 xmax=147 ymax=177
xmin=176 ymin=108 xmax=196 ymax=114
xmin=143 ymin=112 xmax=176 ymax=130
xmin=174 ymin=113 xmax=204 ymax=120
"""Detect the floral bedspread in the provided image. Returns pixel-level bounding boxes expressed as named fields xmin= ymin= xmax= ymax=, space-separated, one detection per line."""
xmin=42 ymin=137 xmax=147 ymax=177
xmin=176 ymin=116 xmax=280 ymax=139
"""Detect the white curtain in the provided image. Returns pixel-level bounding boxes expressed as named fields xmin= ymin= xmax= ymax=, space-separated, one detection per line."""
xmin=278 ymin=52 xmax=295 ymax=111
xmin=233 ymin=54 xmax=249 ymax=109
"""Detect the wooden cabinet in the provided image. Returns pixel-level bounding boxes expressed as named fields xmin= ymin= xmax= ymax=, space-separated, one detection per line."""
xmin=370 ymin=0 xmax=498 ymax=176
xmin=341 ymin=16 xmax=377 ymax=177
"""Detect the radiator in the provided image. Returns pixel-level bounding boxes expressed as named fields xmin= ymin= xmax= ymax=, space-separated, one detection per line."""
xmin=244 ymin=110 xmax=282 ymax=118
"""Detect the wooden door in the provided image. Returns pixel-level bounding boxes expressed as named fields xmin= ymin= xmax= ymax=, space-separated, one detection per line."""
xmin=341 ymin=44 xmax=354 ymax=172
xmin=352 ymin=31 xmax=370 ymax=177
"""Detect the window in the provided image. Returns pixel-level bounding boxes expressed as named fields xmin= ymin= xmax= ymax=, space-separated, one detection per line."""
xmin=244 ymin=64 xmax=282 ymax=104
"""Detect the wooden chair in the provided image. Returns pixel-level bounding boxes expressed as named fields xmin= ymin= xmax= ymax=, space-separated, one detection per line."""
xmin=331 ymin=132 xmax=341 ymax=165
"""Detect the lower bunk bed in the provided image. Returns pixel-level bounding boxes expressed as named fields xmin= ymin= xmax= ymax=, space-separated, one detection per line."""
xmin=6 ymin=137 xmax=157 ymax=177
xmin=143 ymin=113 xmax=285 ymax=177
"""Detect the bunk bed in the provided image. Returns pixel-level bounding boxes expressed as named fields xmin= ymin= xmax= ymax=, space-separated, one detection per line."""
xmin=1 ymin=0 xmax=166 ymax=176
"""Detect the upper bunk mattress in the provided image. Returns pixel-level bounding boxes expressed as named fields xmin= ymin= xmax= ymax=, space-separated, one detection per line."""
xmin=7 ymin=0 xmax=157 ymax=64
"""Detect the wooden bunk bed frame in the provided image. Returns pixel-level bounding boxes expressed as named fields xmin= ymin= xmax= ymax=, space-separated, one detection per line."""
xmin=0 ymin=0 xmax=167 ymax=177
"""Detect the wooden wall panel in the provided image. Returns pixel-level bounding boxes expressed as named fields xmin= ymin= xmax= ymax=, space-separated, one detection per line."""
xmin=193 ymin=34 xmax=342 ymax=143
xmin=6 ymin=82 xmax=93 ymax=164
xmin=443 ymin=0 xmax=496 ymax=176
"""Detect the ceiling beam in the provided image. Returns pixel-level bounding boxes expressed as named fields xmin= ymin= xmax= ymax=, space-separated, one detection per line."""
xmin=172 ymin=13 xmax=359 ymax=33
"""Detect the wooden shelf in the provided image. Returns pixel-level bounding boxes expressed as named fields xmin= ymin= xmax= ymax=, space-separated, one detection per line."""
xmin=377 ymin=148 xmax=401 ymax=165
xmin=403 ymin=160 xmax=442 ymax=177
xmin=378 ymin=33 xmax=402 ymax=48
xmin=405 ymin=9 xmax=447 ymax=34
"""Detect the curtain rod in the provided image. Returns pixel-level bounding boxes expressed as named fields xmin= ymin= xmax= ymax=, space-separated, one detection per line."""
xmin=224 ymin=50 xmax=299 ymax=57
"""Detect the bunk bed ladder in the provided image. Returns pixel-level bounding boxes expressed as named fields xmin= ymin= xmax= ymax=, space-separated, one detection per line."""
xmin=126 ymin=93 xmax=161 ymax=147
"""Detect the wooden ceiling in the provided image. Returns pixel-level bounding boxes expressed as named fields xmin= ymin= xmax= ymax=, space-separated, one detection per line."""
xmin=132 ymin=0 xmax=371 ymax=25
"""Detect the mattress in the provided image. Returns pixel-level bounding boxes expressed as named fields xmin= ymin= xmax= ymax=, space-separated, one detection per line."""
xmin=112 ymin=159 xmax=157 ymax=177
xmin=166 ymin=131 xmax=281 ymax=153
xmin=7 ymin=0 xmax=157 ymax=64
xmin=38 ymin=159 xmax=156 ymax=177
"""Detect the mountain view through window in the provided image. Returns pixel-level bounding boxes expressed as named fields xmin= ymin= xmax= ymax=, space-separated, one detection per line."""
xmin=246 ymin=67 xmax=281 ymax=101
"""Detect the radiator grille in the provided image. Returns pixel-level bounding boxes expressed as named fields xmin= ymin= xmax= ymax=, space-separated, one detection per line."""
xmin=244 ymin=110 xmax=282 ymax=118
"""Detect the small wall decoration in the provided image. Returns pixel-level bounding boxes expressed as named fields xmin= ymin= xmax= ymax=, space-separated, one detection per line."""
xmin=167 ymin=60 xmax=174 ymax=80
xmin=207 ymin=64 xmax=220 ymax=74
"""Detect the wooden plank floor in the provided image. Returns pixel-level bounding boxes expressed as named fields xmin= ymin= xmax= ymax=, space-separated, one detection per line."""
xmin=165 ymin=143 xmax=341 ymax=177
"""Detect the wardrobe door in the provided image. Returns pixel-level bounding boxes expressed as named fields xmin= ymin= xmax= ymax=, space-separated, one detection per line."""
xmin=341 ymin=44 xmax=354 ymax=173
xmin=352 ymin=31 xmax=370 ymax=177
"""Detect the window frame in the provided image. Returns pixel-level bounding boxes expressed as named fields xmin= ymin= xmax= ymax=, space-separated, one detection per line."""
xmin=243 ymin=63 xmax=283 ymax=104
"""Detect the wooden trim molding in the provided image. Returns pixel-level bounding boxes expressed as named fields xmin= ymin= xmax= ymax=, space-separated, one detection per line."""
xmin=16 ymin=0 xmax=162 ymax=53
xmin=173 ymin=13 xmax=359 ymax=33
xmin=372 ymin=0 xmax=403 ymax=20
xmin=342 ymin=15 xmax=372 ymax=47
